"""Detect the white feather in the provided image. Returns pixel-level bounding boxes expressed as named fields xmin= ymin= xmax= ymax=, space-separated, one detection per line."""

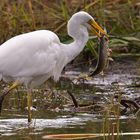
xmin=0 ymin=11 xmax=94 ymax=87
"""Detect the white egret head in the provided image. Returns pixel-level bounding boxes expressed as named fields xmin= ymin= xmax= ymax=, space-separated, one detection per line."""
xmin=68 ymin=11 xmax=108 ymax=40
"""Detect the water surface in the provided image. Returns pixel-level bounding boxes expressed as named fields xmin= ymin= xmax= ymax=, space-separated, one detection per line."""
xmin=0 ymin=60 xmax=140 ymax=140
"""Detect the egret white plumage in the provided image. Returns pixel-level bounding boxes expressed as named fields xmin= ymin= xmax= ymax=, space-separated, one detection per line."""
xmin=0 ymin=11 xmax=108 ymax=122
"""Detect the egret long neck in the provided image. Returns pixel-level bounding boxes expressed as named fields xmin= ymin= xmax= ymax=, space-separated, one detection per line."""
xmin=65 ymin=36 xmax=88 ymax=61
xmin=64 ymin=24 xmax=89 ymax=63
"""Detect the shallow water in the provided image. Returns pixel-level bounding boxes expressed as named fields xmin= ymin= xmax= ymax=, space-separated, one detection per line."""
xmin=0 ymin=61 xmax=140 ymax=140
xmin=0 ymin=113 xmax=140 ymax=140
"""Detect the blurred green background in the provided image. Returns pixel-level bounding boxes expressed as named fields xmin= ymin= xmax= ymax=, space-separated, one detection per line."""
xmin=0 ymin=0 xmax=140 ymax=60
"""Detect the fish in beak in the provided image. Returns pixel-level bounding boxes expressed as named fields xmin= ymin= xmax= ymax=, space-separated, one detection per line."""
xmin=89 ymin=19 xmax=109 ymax=40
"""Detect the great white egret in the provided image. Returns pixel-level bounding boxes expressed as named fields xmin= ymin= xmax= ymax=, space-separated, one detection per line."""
xmin=0 ymin=11 xmax=108 ymax=122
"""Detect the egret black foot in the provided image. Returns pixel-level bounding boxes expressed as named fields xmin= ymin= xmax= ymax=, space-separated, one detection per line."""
xmin=0 ymin=96 xmax=4 ymax=114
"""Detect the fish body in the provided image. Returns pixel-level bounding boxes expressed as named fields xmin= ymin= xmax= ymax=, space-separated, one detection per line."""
xmin=90 ymin=35 xmax=109 ymax=76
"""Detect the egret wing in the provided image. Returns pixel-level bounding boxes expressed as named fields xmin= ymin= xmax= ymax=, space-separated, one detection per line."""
xmin=0 ymin=30 xmax=63 ymax=78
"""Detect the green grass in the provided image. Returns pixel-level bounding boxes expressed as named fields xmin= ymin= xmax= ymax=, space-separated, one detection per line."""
xmin=0 ymin=0 xmax=139 ymax=60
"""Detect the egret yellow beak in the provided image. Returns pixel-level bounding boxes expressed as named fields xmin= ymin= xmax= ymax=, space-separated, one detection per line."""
xmin=89 ymin=19 xmax=109 ymax=39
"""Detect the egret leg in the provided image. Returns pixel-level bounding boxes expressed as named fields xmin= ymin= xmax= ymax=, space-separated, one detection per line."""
xmin=0 ymin=81 xmax=19 ymax=114
xmin=27 ymin=89 xmax=32 ymax=122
